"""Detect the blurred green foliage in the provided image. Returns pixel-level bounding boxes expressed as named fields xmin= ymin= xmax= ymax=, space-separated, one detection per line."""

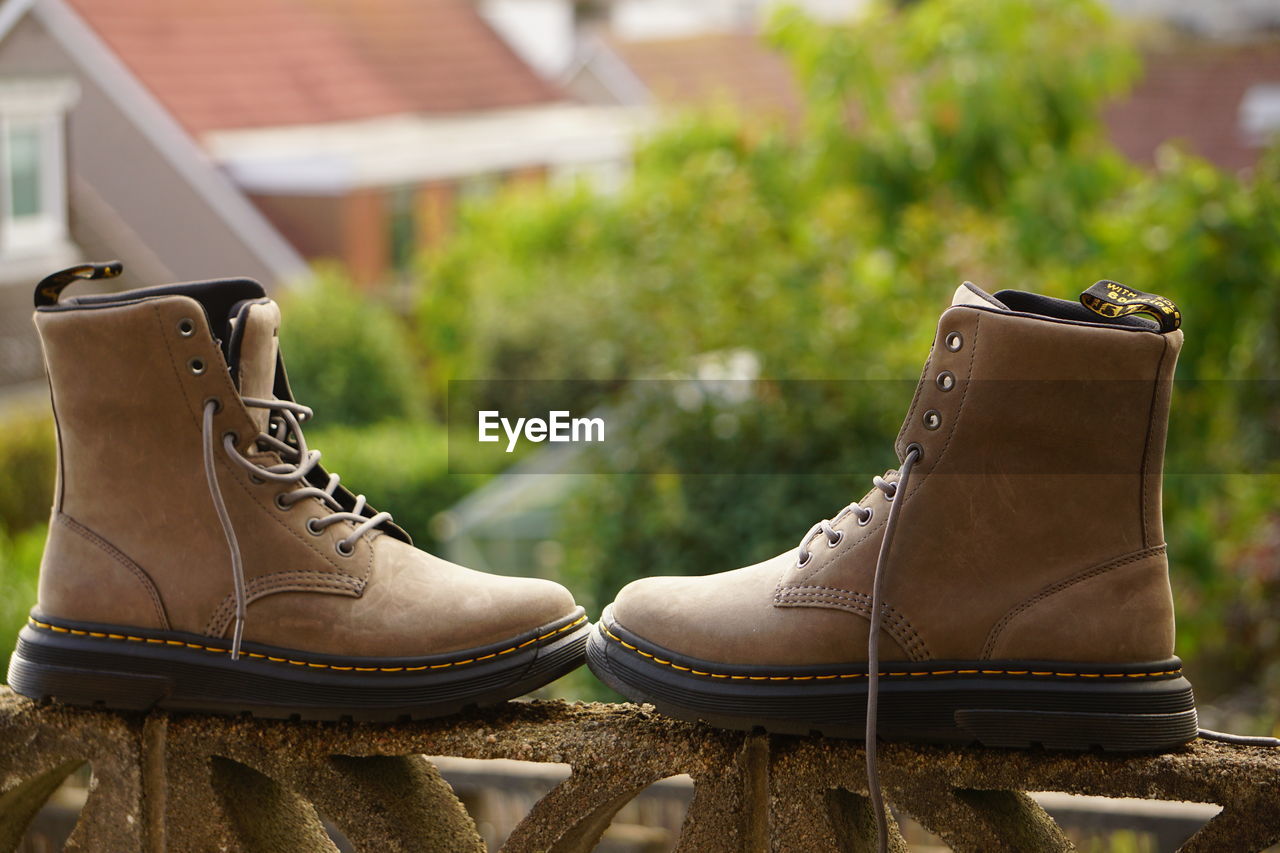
xmin=278 ymin=267 xmax=425 ymax=426
xmin=423 ymin=0 xmax=1280 ymax=710
xmin=0 ymin=524 xmax=45 ymax=672
xmin=0 ymin=413 xmax=55 ymax=534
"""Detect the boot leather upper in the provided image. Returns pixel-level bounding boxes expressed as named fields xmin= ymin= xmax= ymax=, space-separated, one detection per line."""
xmin=610 ymin=284 xmax=1182 ymax=667
xmin=34 ymin=282 xmax=576 ymax=657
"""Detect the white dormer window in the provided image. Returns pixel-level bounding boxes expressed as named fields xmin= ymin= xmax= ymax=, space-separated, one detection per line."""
xmin=0 ymin=78 xmax=78 ymax=258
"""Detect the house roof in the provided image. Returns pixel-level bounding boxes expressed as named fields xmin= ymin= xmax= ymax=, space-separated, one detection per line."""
xmin=64 ymin=0 xmax=561 ymax=135
xmin=1104 ymin=40 xmax=1280 ymax=171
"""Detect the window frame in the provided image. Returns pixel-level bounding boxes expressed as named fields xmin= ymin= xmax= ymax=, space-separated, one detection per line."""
xmin=0 ymin=77 xmax=79 ymax=259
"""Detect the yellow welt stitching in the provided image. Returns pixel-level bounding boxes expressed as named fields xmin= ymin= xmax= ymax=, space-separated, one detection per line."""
xmin=28 ymin=614 xmax=586 ymax=675
xmin=599 ymin=625 xmax=1177 ymax=683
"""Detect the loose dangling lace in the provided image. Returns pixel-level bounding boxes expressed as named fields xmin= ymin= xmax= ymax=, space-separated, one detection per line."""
xmin=201 ymin=397 xmax=391 ymax=660
xmin=795 ymin=445 xmax=922 ymax=853
xmin=864 ymin=445 xmax=920 ymax=852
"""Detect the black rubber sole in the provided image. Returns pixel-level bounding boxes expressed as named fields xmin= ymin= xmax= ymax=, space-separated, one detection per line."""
xmin=9 ymin=608 xmax=589 ymax=721
xmin=588 ymin=615 xmax=1198 ymax=752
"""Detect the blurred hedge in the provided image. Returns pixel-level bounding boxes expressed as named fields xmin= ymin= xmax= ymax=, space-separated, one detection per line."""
xmin=0 ymin=413 xmax=55 ymax=534
xmin=278 ymin=268 xmax=426 ymax=426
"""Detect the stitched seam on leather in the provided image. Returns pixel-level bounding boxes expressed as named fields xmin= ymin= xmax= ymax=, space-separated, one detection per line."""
xmin=775 ymin=586 xmax=930 ymax=659
xmin=895 ymin=343 xmax=932 ymax=451
xmin=602 ymin=626 xmax=1181 ymax=681
xmin=56 ymin=513 xmax=170 ymax=630
xmin=29 ymin=614 xmax=587 ymax=673
xmin=777 ymin=599 xmax=927 ymax=661
xmin=1139 ymin=337 xmax=1172 ymax=548
xmin=905 ymin=310 xmax=980 ymax=506
xmin=980 ymin=544 xmax=1168 ymax=659
xmin=777 ymin=585 xmax=929 ymax=655
xmin=203 ymin=570 xmax=365 ymax=637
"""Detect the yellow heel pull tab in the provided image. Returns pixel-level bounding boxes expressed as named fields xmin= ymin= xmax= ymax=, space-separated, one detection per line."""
xmin=35 ymin=261 xmax=124 ymax=308
xmin=1080 ymin=280 xmax=1181 ymax=332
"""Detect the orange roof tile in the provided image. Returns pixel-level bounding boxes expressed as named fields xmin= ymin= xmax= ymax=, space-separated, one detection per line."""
xmin=66 ymin=0 xmax=560 ymax=135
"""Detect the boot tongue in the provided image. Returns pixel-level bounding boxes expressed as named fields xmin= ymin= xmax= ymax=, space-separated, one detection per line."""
xmin=226 ymin=299 xmax=281 ymax=434
xmin=951 ymin=281 xmax=1008 ymax=310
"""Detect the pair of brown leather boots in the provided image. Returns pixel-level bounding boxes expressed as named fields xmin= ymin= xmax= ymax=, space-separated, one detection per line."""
xmin=10 ymin=263 xmax=1196 ymax=757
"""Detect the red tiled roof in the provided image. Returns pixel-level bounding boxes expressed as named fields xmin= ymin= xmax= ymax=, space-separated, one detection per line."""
xmin=1105 ymin=41 xmax=1280 ymax=171
xmin=66 ymin=0 xmax=560 ymax=135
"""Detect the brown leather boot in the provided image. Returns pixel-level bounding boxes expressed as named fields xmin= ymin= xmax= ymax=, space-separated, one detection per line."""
xmin=588 ymin=280 xmax=1197 ymax=753
xmin=9 ymin=263 xmax=587 ymax=720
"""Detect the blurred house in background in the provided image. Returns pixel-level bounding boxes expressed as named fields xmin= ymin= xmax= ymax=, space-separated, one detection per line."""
xmin=0 ymin=0 xmax=648 ymax=394
xmin=542 ymin=0 xmax=1280 ymax=171
xmin=66 ymin=0 xmax=647 ymax=287
xmin=0 ymin=0 xmax=306 ymax=394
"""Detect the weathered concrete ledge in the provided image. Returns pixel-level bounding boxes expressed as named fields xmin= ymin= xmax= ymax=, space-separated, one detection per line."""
xmin=1 ymin=688 xmax=1278 ymax=852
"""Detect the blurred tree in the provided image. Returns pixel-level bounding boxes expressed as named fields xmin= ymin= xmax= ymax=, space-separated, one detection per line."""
xmin=419 ymin=0 xmax=1280 ymax=708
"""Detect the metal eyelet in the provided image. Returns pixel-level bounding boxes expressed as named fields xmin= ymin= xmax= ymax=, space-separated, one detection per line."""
xmin=223 ymin=431 xmax=238 ymax=447
xmin=188 ymin=357 xmax=206 ymax=375
xmin=945 ymin=332 xmax=963 ymax=352
xmin=936 ymin=370 xmax=955 ymax=391
xmin=335 ymin=540 xmax=355 ymax=557
xmin=827 ymin=529 xmax=844 ymax=548
xmin=306 ymin=518 xmax=324 ymax=536
xmin=858 ymin=508 xmax=874 ymax=526
xmin=923 ymin=410 xmax=942 ymax=430
xmin=204 ymin=397 xmax=221 ymax=414
xmin=275 ymin=493 xmax=292 ymax=511
xmin=883 ymin=483 xmax=898 ymax=502
xmin=797 ymin=551 xmax=812 ymax=569
xmin=906 ymin=442 xmax=925 ymax=462
xmin=177 ymin=318 xmax=196 ymax=337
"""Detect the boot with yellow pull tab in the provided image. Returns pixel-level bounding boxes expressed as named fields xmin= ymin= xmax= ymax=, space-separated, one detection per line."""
xmin=9 ymin=262 xmax=589 ymax=720
xmin=588 ymin=279 xmax=1198 ymax=752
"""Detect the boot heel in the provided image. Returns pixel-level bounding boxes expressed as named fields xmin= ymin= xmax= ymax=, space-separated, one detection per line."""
xmin=953 ymin=708 xmax=1200 ymax=752
xmin=7 ymin=651 xmax=172 ymax=711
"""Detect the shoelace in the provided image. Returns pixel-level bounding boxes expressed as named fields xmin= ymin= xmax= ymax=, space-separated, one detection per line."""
xmin=806 ymin=446 xmax=1278 ymax=853
xmin=796 ymin=445 xmax=922 ymax=853
xmin=201 ymin=397 xmax=391 ymax=660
